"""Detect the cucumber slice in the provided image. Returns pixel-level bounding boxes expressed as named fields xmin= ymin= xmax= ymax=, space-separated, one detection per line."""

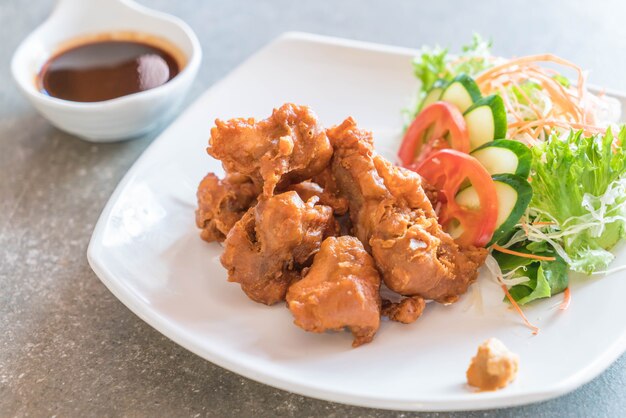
xmin=439 ymin=74 xmax=482 ymax=113
xmin=455 ymin=187 xmax=481 ymax=210
xmin=489 ymin=174 xmax=533 ymax=245
xmin=419 ymin=79 xmax=447 ymax=112
xmin=420 ymin=87 xmax=444 ymax=111
xmin=471 ymin=139 xmax=532 ymax=178
xmin=463 ymin=95 xmax=507 ymax=149
xmin=454 ymin=174 xmax=532 ymax=246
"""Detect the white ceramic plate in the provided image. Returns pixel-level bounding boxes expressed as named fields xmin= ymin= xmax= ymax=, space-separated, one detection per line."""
xmin=88 ymin=32 xmax=626 ymax=411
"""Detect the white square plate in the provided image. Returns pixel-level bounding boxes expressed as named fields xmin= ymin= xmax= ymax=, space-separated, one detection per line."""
xmin=88 ymin=32 xmax=626 ymax=411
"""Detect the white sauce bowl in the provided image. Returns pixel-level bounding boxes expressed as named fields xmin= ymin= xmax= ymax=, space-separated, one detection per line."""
xmin=11 ymin=0 xmax=202 ymax=142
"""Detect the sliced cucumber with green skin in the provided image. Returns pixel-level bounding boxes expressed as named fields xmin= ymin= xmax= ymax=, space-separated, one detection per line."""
xmin=463 ymin=95 xmax=507 ymax=149
xmin=471 ymin=139 xmax=532 ymax=178
xmin=439 ymin=74 xmax=482 ymax=113
xmin=488 ymin=174 xmax=533 ymax=245
xmin=419 ymin=79 xmax=447 ymax=112
xmin=454 ymin=174 xmax=532 ymax=246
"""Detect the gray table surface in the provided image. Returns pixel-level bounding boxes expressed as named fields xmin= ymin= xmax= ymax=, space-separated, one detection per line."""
xmin=2 ymin=0 xmax=626 ymax=416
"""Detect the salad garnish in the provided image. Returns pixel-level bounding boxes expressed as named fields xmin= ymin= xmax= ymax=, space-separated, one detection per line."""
xmin=401 ymin=35 xmax=625 ymax=331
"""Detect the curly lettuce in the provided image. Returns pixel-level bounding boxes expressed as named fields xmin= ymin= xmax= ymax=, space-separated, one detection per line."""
xmin=529 ymin=127 xmax=626 ymax=273
xmin=493 ymin=127 xmax=626 ymax=304
xmin=408 ymin=34 xmax=494 ymax=119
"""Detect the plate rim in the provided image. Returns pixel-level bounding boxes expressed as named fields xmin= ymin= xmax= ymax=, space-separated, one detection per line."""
xmin=87 ymin=31 xmax=626 ymax=411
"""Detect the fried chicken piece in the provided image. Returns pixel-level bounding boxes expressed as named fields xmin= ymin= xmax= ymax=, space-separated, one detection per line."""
xmin=311 ymin=168 xmax=349 ymax=215
xmin=328 ymin=117 xmax=487 ymax=303
xmin=287 ymin=180 xmax=348 ymax=216
xmin=208 ymin=103 xmax=333 ymax=196
xmin=221 ymin=191 xmax=337 ymax=305
xmin=371 ymin=157 xmax=487 ymax=302
xmin=196 ymin=172 xmax=260 ymax=242
xmin=286 ymin=236 xmax=381 ymax=347
xmin=382 ymin=296 xmax=426 ymax=324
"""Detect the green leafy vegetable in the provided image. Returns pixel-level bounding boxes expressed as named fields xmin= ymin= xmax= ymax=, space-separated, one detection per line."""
xmin=552 ymin=74 xmax=571 ymax=88
xmin=507 ymin=260 xmax=568 ymax=305
xmin=494 ymin=244 xmax=569 ymax=305
xmin=412 ymin=45 xmax=448 ymax=94
xmin=542 ymin=257 xmax=569 ymax=295
xmin=509 ymin=81 xmax=542 ymax=110
xmin=406 ymin=36 xmax=626 ymax=308
xmin=507 ymin=264 xmax=550 ymax=305
xmin=408 ymin=34 xmax=494 ymax=119
xmin=529 ymin=127 xmax=626 ymax=273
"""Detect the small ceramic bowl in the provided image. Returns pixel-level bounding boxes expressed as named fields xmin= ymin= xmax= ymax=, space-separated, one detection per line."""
xmin=11 ymin=0 xmax=202 ymax=142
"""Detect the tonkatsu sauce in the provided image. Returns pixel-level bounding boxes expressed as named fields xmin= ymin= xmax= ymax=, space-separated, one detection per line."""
xmin=38 ymin=38 xmax=181 ymax=102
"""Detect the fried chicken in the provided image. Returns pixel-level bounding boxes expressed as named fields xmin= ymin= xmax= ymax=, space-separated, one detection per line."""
xmin=286 ymin=236 xmax=381 ymax=347
xmin=382 ymin=296 xmax=426 ymax=324
xmin=287 ymin=179 xmax=348 ymax=216
xmin=196 ymin=172 xmax=260 ymax=242
xmin=311 ymin=168 xmax=349 ymax=215
xmin=198 ymin=103 xmax=491 ymax=345
xmin=221 ymin=191 xmax=337 ymax=305
xmin=208 ymin=103 xmax=333 ymax=196
xmin=328 ymin=117 xmax=487 ymax=303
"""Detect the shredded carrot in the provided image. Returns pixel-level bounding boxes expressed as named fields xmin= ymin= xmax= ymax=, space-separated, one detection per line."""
xmin=476 ymin=53 xmax=584 ymax=94
xmin=541 ymin=119 xmax=606 ymax=133
xmin=559 ymin=287 xmax=571 ymax=310
xmin=508 ymin=119 xmax=606 ymax=134
xmin=492 ymin=244 xmax=557 ymax=261
xmin=497 ymin=85 xmax=523 ymax=121
xmin=473 ymin=52 xmax=609 ymax=140
xmin=532 ymin=221 xmax=555 ymax=226
xmin=510 ymin=79 xmax=543 ymax=119
xmin=530 ymin=125 xmax=544 ymax=141
xmin=500 ymin=284 xmax=540 ymax=334
xmin=528 ymin=70 xmax=582 ymax=119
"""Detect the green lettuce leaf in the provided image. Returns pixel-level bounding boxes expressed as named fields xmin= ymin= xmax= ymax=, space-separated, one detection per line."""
xmin=508 ymin=259 xmax=568 ymax=305
xmin=529 ymin=127 xmax=626 ymax=273
xmin=494 ymin=243 xmax=569 ymax=305
xmin=408 ymin=34 xmax=494 ymax=119
xmin=508 ymin=263 xmax=550 ymax=305
xmin=412 ymin=45 xmax=449 ymax=94
xmin=542 ymin=257 xmax=569 ymax=295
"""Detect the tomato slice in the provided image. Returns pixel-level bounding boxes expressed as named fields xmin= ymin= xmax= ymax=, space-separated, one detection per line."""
xmin=398 ymin=101 xmax=470 ymax=170
xmin=415 ymin=149 xmax=498 ymax=247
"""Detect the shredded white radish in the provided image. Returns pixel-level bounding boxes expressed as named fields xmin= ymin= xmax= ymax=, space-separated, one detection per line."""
xmin=484 ymin=254 xmax=505 ymax=285
xmin=501 ymin=265 xmax=532 ymax=287
xmin=590 ymin=264 xmax=626 ymax=276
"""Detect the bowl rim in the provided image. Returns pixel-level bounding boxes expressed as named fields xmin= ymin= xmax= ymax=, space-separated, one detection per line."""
xmin=10 ymin=0 xmax=202 ymax=111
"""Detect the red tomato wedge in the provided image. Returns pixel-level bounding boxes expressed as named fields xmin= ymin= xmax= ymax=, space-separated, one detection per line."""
xmin=398 ymin=102 xmax=470 ymax=170
xmin=415 ymin=149 xmax=498 ymax=247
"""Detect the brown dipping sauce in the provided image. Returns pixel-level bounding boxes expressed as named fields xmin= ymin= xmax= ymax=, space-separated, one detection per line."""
xmin=38 ymin=37 xmax=181 ymax=102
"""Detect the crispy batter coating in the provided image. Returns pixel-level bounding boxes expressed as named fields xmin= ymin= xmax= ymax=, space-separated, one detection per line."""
xmin=287 ymin=179 xmax=348 ymax=216
xmin=371 ymin=157 xmax=487 ymax=303
xmin=311 ymin=168 xmax=350 ymax=215
xmin=328 ymin=118 xmax=487 ymax=303
xmin=286 ymin=236 xmax=381 ymax=347
xmin=382 ymin=296 xmax=426 ymax=324
xmin=198 ymin=104 xmax=492 ymax=346
xmin=196 ymin=172 xmax=260 ymax=242
xmin=221 ymin=191 xmax=337 ymax=305
xmin=207 ymin=103 xmax=332 ymax=196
